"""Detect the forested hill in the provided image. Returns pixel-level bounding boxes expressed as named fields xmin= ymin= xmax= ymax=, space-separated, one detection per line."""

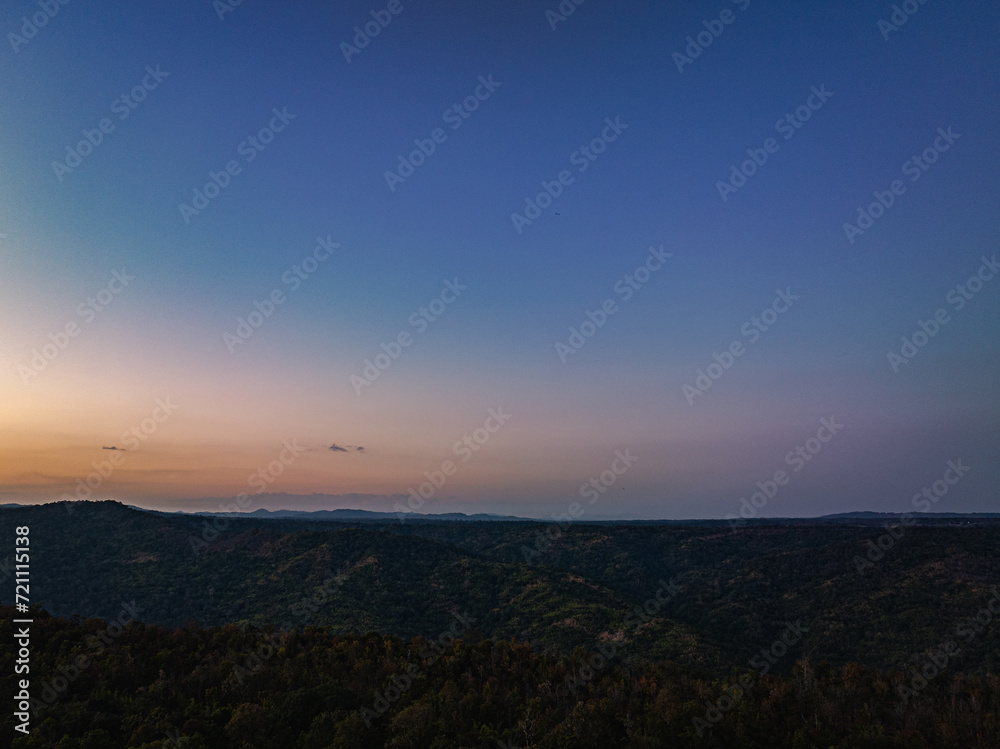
xmin=4 ymin=605 xmax=999 ymax=748
xmin=2 ymin=501 xmax=999 ymax=675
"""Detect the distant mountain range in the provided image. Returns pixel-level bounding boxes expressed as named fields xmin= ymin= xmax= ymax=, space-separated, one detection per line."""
xmin=4 ymin=501 xmax=999 ymax=522
xmin=152 ymin=506 xmax=1000 ymax=523
xmin=819 ymin=510 xmax=1000 ymax=518
xmin=180 ymin=507 xmax=527 ymax=522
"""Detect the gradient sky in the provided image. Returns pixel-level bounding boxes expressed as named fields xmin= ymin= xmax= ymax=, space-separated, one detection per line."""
xmin=2 ymin=1 xmax=998 ymax=519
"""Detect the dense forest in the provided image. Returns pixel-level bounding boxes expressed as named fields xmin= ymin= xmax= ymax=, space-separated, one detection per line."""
xmin=3 ymin=605 xmax=999 ymax=748
xmin=2 ymin=501 xmax=999 ymax=746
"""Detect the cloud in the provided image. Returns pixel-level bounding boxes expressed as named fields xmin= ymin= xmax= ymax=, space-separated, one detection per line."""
xmin=328 ymin=443 xmax=365 ymax=453
xmin=328 ymin=444 xmax=348 ymax=452
xmin=102 ymin=446 xmax=126 ymax=451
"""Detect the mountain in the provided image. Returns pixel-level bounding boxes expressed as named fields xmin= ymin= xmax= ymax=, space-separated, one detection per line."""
xmin=132 ymin=501 xmax=1000 ymax=525
xmin=3 ymin=500 xmax=1000 ymax=675
xmin=818 ymin=510 xmax=1000 ymax=519
xmin=206 ymin=507 xmax=528 ymax=521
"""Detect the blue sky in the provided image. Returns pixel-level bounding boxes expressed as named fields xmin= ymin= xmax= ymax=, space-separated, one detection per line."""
xmin=1 ymin=0 xmax=998 ymax=518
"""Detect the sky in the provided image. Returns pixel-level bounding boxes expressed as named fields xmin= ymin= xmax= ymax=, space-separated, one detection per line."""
xmin=1 ymin=1 xmax=998 ymax=519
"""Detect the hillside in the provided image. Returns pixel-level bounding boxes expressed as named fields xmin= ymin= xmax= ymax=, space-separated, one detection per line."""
xmin=3 ymin=501 xmax=999 ymax=677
